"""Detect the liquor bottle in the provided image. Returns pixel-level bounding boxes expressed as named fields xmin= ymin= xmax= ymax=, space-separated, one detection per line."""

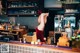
xmin=23 ymin=38 xmax=26 ymax=43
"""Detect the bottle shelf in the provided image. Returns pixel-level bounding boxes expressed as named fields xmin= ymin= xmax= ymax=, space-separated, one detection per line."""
xmin=8 ymin=6 xmax=38 ymax=9
xmin=57 ymin=1 xmax=80 ymax=4
xmin=7 ymin=0 xmax=43 ymax=17
xmin=7 ymin=14 xmax=38 ymax=17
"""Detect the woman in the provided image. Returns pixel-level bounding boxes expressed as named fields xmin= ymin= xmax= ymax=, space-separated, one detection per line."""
xmin=36 ymin=13 xmax=49 ymax=42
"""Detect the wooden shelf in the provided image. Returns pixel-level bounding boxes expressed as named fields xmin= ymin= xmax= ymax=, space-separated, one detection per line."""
xmin=8 ymin=0 xmax=38 ymax=2
xmin=7 ymin=14 xmax=38 ymax=17
xmin=6 ymin=0 xmax=43 ymax=17
xmin=57 ymin=1 xmax=80 ymax=4
xmin=8 ymin=6 xmax=38 ymax=9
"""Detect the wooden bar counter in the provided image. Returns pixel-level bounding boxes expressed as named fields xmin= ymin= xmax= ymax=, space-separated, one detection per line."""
xmin=0 ymin=41 xmax=80 ymax=53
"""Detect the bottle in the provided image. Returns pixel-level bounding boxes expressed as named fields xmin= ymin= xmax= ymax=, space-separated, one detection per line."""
xmin=19 ymin=38 xmax=22 ymax=43
xmin=23 ymin=38 xmax=26 ymax=43
xmin=78 ymin=20 xmax=80 ymax=29
xmin=37 ymin=39 xmax=40 ymax=43
xmin=31 ymin=41 xmax=35 ymax=44
xmin=5 ymin=25 xmax=8 ymax=30
xmin=37 ymin=39 xmax=41 ymax=45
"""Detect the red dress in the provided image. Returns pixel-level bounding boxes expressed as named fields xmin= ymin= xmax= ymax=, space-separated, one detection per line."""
xmin=36 ymin=28 xmax=45 ymax=42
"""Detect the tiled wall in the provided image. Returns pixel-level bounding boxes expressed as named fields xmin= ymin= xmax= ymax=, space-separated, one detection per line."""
xmin=0 ymin=43 xmax=74 ymax=53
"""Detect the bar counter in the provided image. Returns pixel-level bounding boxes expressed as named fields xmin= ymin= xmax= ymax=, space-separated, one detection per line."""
xmin=0 ymin=41 xmax=80 ymax=53
xmin=0 ymin=28 xmax=26 ymax=35
xmin=0 ymin=28 xmax=27 ymax=40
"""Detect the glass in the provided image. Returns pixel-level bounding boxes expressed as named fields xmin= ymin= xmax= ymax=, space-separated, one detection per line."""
xmin=19 ymin=38 xmax=22 ymax=43
xmin=23 ymin=38 xmax=26 ymax=43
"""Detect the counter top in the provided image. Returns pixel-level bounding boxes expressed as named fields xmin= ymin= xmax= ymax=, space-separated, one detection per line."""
xmin=0 ymin=41 xmax=80 ymax=53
